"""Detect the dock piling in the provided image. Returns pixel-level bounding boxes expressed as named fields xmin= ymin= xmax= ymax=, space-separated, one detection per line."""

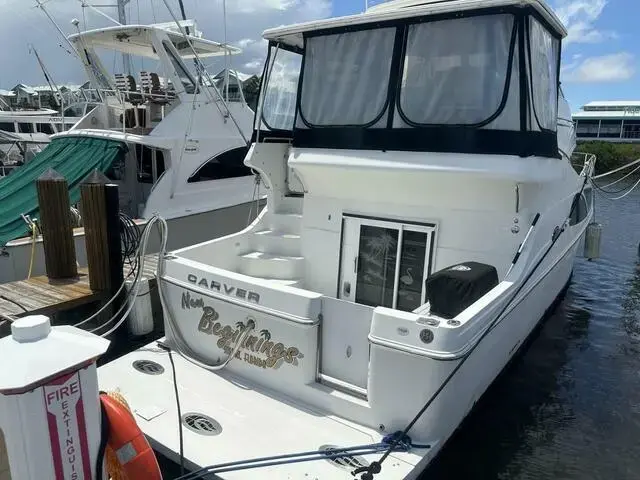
xmin=80 ymin=170 xmax=123 ymax=293
xmin=36 ymin=168 xmax=78 ymax=279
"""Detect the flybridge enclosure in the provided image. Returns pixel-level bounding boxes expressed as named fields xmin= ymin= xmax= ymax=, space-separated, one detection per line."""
xmin=69 ymin=24 xmax=241 ymax=93
xmin=255 ymin=0 xmax=565 ymax=158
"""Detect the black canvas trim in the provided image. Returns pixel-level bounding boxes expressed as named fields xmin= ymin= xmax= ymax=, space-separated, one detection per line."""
xmin=292 ymin=127 xmax=559 ymax=158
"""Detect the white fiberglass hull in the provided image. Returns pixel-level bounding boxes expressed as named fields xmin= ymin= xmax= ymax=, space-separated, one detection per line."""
xmin=96 ymin=227 xmax=584 ymax=480
xmin=405 ymin=232 xmax=582 ymax=477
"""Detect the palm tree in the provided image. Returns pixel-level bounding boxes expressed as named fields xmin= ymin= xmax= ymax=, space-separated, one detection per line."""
xmin=260 ymin=329 xmax=271 ymax=341
xmin=235 ymin=321 xmax=246 ymax=331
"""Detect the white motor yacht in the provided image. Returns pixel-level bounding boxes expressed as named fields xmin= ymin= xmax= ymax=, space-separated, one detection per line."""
xmin=98 ymin=1 xmax=595 ymax=478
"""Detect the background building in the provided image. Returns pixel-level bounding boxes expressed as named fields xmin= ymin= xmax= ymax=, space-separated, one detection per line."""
xmin=573 ymin=101 xmax=640 ymax=142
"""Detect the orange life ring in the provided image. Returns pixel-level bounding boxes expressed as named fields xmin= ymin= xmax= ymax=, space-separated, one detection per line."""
xmin=100 ymin=392 xmax=163 ymax=480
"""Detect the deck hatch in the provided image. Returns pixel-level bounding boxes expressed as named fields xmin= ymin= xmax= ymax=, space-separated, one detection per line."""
xmin=132 ymin=359 xmax=165 ymax=375
xmin=181 ymin=413 xmax=222 ymax=436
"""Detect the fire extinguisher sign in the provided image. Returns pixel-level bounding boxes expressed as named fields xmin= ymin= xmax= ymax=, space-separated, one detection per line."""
xmin=43 ymin=369 xmax=92 ymax=480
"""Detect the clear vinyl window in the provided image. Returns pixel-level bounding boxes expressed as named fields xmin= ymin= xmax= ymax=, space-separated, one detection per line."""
xmin=162 ymin=41 xmax=198 ymax=94
xmin=261 ymin=47 xmax=302 ymax=131
xmin=528 ymin=17 xmax=559 ymax=131
xmin=299 ymin=27 xmax=396 ymax=127
xmin=398 ymin=14 xmax=515 ymax=126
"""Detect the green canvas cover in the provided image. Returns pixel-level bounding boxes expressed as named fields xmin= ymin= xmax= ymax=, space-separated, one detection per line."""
xmin=0 ymin=136 xmax=127 ymax=246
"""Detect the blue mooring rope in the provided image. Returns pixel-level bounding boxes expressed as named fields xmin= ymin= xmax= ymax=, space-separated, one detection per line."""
xmin=172 ymin=431 xmax=430 ymax=479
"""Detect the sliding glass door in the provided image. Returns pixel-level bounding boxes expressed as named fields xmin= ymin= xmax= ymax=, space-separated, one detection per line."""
xmin=339 ymin=216 xmax=435 ymax=312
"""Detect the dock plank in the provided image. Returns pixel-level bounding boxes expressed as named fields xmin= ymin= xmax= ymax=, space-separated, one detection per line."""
xmin=0 ymin=254 xmax=160 ymax=322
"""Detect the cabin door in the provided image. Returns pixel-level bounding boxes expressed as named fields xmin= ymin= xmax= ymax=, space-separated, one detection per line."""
xmin=320 ymin=217 xmax=435 ymax=395
xmin=338 ymin=216 xmax=435 ymax=312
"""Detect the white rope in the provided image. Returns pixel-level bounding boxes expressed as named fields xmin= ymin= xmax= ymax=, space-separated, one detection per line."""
xmin=92 ymin=221 xmax=155 ymax=337
xmin=593 ymin=157 xmax=640 ymax=179
xmin=85 ymin=215 xmax=160 ymax=336
xmin=154 ymin=216 xmax=255 ymax=371
xmin=599 ymin=163 xmax=640 ymax=189
xmin=607 ymin=175 xmax=640 ymax=201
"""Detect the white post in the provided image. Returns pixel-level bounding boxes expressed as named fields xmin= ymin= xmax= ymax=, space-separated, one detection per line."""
xmin=0 ymin=316 xmax=110 ymax=480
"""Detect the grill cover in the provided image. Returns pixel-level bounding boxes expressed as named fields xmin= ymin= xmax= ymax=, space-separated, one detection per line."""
xmin=425 ymin=261 xmax=499 ymax=319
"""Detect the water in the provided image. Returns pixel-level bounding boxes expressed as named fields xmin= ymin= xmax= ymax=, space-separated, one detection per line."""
xmin=423 ymin=185 xmax=640 ymax=480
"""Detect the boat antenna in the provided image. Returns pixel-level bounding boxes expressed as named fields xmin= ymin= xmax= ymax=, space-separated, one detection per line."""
xmin=34 ymin=0 xmax=79 ymax=57
xmin=29 ymin=44 xmax=66 ymax=126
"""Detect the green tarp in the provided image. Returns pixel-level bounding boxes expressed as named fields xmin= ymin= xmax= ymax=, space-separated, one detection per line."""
xmin=0 ymin=136 xmax=127 ymax=246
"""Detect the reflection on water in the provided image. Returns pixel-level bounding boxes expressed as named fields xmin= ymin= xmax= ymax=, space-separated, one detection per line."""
xmin=621 ymin=262 xmax=640 ymax=343
xmin=422 ymin=184 xmax=640 ymax=480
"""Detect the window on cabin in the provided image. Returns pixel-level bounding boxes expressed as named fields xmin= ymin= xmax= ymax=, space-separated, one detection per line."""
xmin=83 ymin=49 xmax=112 ymax=91
xmin=187 ymin=146 xmax=252 ymax=183
xmin=156 ymin=150 xmax=165 ymax=178
xmin=18 ymin=123 xmax=34 ymax=133
xmin=105 ymin=154 xmax=125 ymax=181
xmin=36 ymin=123 xmax=54 ymax=134
xmin=398 ymin=14 xmax=515 ymax=126
xmin=162 ymin=41 xmax=198 ymax=94
xmin=64 ymin=104 xmax=86 ymax=117
xmin=528 ymin=17 xmax=559 ymax=131
xmin=0 ymin=122 xmax=14 ymax=132
xmin=136 ymin=145 xmax=165 ymax=184
xmin=569 ymin=193 xmax=588 ymax=226
xmin=261 ymin=48 xmax=302 ymax=131
xmin=299 ymin=27 xmax=395 ymax=126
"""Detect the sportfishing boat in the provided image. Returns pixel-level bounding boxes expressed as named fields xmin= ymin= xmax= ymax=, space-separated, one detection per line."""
xmin=0 ymin=20 xmax=260 ymax=283
xmin=97 ymin=0 xmax=595 ymax=477
xmin=0 ymin=101 xmax=98 ymax=138
xmin=0 ymin=101 xmax=97 ymax=172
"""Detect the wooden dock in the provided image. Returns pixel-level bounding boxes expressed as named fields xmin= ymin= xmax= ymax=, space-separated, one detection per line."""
xmin=0 ymin=254 xmax=159 ymax=323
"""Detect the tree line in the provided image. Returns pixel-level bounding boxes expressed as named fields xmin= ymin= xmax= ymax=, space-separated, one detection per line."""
xmin=576 ymin=141 xmax=640 ymax=175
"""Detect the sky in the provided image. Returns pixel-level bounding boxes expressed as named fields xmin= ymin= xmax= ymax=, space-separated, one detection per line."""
xmin=0 ymin=0 xmax=636 ymax=112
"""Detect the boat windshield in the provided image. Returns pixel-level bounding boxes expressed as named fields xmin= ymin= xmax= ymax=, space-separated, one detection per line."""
xmin=258 ymin=10 xmax=561 ymax=157
xmin=298 ymin=13 xmax=517 ymax=129
xmin=398 ymin=15 xmax=514 ymax=126
xmin=83 ymin=49 xmax=114 ymax=91
xmin=260 ymin=47 xmax=302 ymax=131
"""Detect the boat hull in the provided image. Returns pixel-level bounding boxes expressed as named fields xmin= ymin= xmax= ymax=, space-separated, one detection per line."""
xmin=404 ymin=232 xmax=582 ymax=478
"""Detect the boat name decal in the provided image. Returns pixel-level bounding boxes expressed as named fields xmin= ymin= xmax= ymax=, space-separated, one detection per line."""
xmin=182 ymin=292 xmax=302 ymax=369
xmin=187 ymin=274 xmax=260 ymax=303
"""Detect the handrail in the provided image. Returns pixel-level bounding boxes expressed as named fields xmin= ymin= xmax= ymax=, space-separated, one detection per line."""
xmin=571 ymin=151 xmax=597 ymax=178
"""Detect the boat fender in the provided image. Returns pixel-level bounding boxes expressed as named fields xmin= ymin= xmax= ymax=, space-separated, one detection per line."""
xmin=100 ymin=391 xmax=162 ymax=480
xmin=584 ymin=222 xmax=602 ymax=261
